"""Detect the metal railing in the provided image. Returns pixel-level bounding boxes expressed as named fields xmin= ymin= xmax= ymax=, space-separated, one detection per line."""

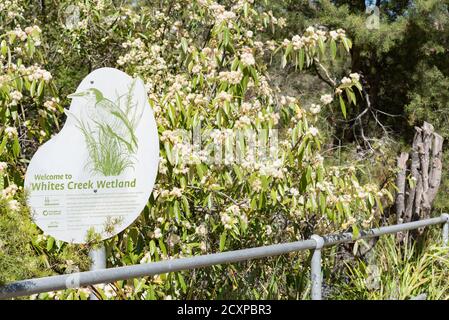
xmin=1 ymin=214 xmax=448 ymax=300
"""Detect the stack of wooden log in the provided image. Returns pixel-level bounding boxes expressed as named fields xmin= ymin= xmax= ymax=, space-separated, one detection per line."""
xmin=395 ymin=122 xmax=444 ymax=237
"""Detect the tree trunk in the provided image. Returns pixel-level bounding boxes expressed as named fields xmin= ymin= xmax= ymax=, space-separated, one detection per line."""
xmin=395 ymin=122 xmax=443 ymax=239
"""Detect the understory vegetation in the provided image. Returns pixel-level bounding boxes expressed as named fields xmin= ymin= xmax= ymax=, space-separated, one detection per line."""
xmin=0 ymin=0 xmax=448 ymax=299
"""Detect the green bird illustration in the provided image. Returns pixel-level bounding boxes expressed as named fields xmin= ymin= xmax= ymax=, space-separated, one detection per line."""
xmin=68 ymin=88 xmax=139 ymax=153
xmin=65 ymin=82 xmax=144 ymax=176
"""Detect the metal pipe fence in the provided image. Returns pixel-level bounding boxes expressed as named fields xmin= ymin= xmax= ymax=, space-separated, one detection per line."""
xmin=1 ymin=214 xmax=448 ymax=300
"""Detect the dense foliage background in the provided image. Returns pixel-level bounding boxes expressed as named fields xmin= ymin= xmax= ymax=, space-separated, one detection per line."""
xmin=0 ymin=0 xmax=448 ymax=299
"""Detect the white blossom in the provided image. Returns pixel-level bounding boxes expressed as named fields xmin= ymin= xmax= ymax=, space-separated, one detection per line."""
xmin=308 ymin=126 xmax=319 ymax=137
xmin=154 ymin=228 xmax=162 ymax=239
xmin=320 ymin=94 xmax=333 ymax=105
xmin=341 ymin=77 xmax=352 ymax=85
xmin=241 ymin=52 xmax=255 ymax=66
xmin=309 ymin=104 xmax=321 ymax=114
xmin=4 ymin=127 xmax=18 ymax=138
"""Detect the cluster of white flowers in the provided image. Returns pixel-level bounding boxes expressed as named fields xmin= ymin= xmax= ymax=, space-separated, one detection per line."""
xmin=156 ymin=186 xmax=184 ymax=199
xmin=218 ymin=70 xmax=243 ymax=85
xmin=153 ymin=227 xmax=162 ymax=239
xmin=320 ymin=94 xmax=333 ymax=105
xmin=329 ymin=28 xmax=346 ymax=41
xmin=9 ymin=27 xmax=27 ymax=41
xmin=118 ymin=39 xmax=169 ymax=92
xmin=216 ymin=91 xmax=233 ymax=102
xmin=140 ymin=251 xmax=152 ymax=264
xmin=279 ymin=95 xmax=296 ymax=106
xmin=25 ymin=25 xmax=42 ymax=37
xmin=195 ymin=223 xmax=208 ymax=236
xmin=117 ymin=38 xmax=149 ymax=66
xmin=4 ymin=126 xmax=18 ymax=138
xmin=7 ymin=199 xmax=20 ymax=212
xmin=0 ymin=1 xmax=24 ymax=19
xmin=209 ymin=3 xmax=236 ymax=25
xmin=340 ymin=73 xmax=360 ymax=85
xmin=289 ymin=187 xmax=300 ymax=196
xmin=308 ymin=126 xmax=319 ymax=137
xmin=266 ymin=225 xmax=272 ymax=236
xmin=160 ymin=130 xmax=182 ymax=144
xmin=341 ymin=216 xmax=357 ymax=230
xmin=170 ymin=187 xmax=183 ymax=198
xmin=257 ymin=75 xmax=273 ymax=97
xmin=258 ymin=158 xmax=286 ymax=178
xmin=6 ymin=24 xmax=42 ymax=46
xmin=210 ymin=128 xmax=231 ymax=145
xmin=316 ymin=181 xmax=335 ymax=194
xmin=349 ymin=72 xmax=360 ymax=82
xmin=168 ymin=234 xmax=181 ymax=247
xmin=341 ymin=77 xmax=352 ymax=85
xmin=2 ymin=184 xmax=18 ymax=199
xmin=235 ymin=115 xmax=252 ymax=128
xmin=309 ymin=104 xmax=321 ymax=115
xmin=220 ymin=204 xmax=247 ymax=230
xmin=256 ymin=111 xmax=280 ymax=125
xmin=16 ymin=65 xmax=52 ymax=82
xmin=0 ymin=162 xmax=7 ymax=173
xmin=263 ymin=10 xmax=287 ymax=28
xmin=172 ymin=140 xmax=209 ymax=166
xmin=284 ymin=26 xmax=327 ymax=50
xmin=157 ymin=156 xmax=168 ymax=175
xmin=44 ymin=98 xmax=59 ymax=112
xmin=95 ymin=284 xmax=117 ymax=299
xmin=240 ymin=52 xmax=255 ymax=66
xmin=9 ymin=90 xmax=23 ymax=106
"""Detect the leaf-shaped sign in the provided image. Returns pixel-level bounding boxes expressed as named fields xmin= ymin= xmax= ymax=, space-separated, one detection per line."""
xmin=24 ymin=68 xmax=160 ymax=243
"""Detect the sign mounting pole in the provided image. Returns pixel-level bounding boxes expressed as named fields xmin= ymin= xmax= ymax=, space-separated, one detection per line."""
xmin=88 ymin=245 xmax=106 ymax=300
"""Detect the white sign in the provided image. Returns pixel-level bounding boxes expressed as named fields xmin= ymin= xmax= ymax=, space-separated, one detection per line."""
xmin=25 ymin=68 xmax=159 ymax=243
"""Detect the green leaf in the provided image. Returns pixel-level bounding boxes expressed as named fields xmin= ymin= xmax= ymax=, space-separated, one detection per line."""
xmin=284 ymin=43 xmax=292 ymax=58
xmin=46 ymin=237 xmax=55 ymax=251
xmin=223 ymin=28 xmax=230 ymax=47
xmin=12 ymin=135 xmax=20 ymax=158
xmin=180 ymin=37 xmax=188 ymax=54
xmin=271 ymin=188 xmax=277 ymax=205
xmin=319 ymin=193 xmax=326 ymax=214
xmin=149 ymin=240 xmax=156 ymax=256
xmin=281 ymin=55 xmax=287 ymax=69
xmin=298 ymin=49 xmax=304 ymax=70
xmin=330 ymin=39 xmax=337 ymax=59
xmin=182 ymin=196 xmax=190 ymax=216
xmin=1 ymin=40 xmax=7 ymax=56
xmin=219 ymin=231 xmax=227 ymax=251
xmin=158 ymin=239 xmax=167 ymax=256
xmin=37 ymin=79 xmax=45 ymax=97
xmin=164 ymin=141 xmax=173 ymax=164
xmin=30 ymin=80 xmax=36 ymax=97
xmin=342 ymin=37 xmax=351 ymax=52
xmin=339 ymin=95 xmax=347 ymax=118
xmin=318 ymin=38 xmax=325 ymax=56
xmin=0 ymin=135 xmax=8 ymax=155
xmin=352 ymin=225 xmax=360 ymax=238
xmin=178 ymin=273 xmax=187 ymax=294
xmin=345 ymin=88 xmax=356 ymax=105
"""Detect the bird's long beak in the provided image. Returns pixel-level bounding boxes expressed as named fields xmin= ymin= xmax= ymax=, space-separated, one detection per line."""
xmin=67 ymin=92 xmax=84 ymax=99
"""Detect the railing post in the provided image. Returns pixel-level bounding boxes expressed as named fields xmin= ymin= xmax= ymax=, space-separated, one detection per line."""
xmin=442 ymin=214 xmax=449 ymax=247
xmin=310 ymin=234 xmax=324 ymax=300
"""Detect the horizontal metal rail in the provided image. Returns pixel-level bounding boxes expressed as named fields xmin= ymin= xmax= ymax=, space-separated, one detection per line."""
xmin=0 ymin=214 xmax=448 ymax=300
